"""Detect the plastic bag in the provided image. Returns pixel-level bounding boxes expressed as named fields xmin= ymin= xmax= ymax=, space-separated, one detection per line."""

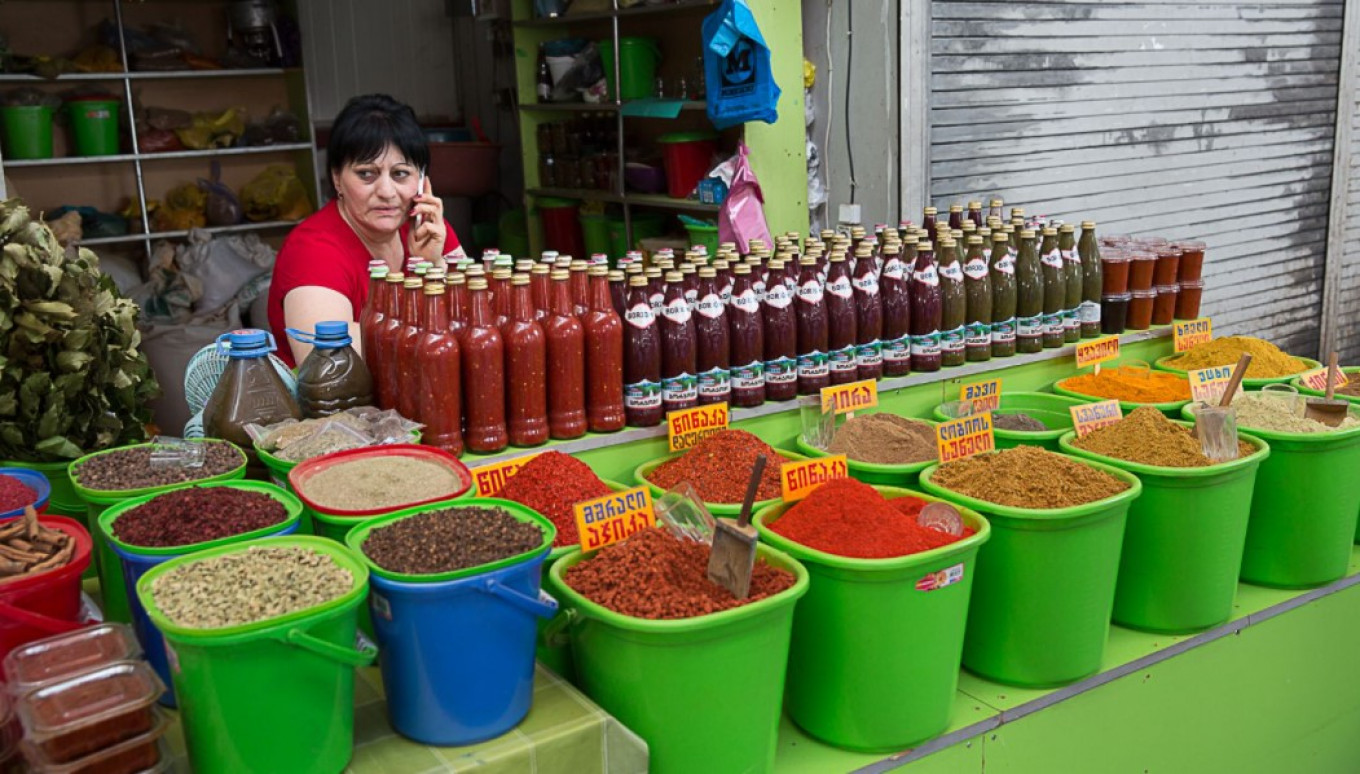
xmin=177 ymin=230 xmax=275 ymax=314
xmin=240 ymin=164 xmax=312 ymax=222
xmin=199 ymin=162 xmax=243 ymax=226
xmin=717 ymin=142 xmax=773 ymax=254
xmin=702 ymin=0 xmax=780 ymax=130
xmin=175 ymin=107 xmax=246 ymax=150
xmin=152 ymin=182 xmax=207 ymax=232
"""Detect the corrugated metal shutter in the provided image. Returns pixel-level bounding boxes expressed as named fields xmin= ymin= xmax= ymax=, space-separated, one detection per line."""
xmin=928 ymin=1 xmax=1343 ymax=356
xmin=1337 ymin=94 xmax=1360 ymax=362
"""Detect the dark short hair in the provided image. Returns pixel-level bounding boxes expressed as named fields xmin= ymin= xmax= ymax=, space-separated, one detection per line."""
xmin=327 ymin=94 xmax=429 ymax=177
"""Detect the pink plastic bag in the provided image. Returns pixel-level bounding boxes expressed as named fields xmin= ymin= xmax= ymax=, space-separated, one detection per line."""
xmin=718 ymin=143 xmax=773 ymax=254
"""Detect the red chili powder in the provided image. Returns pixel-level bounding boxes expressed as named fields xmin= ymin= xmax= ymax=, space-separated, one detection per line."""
xmin=496 ymin=451 xmax=611 ymax=547
xmin=646 ymin=429 xmax=783 ymax=503
xmin=0 ymin=474 xmax=37 ymax=512
xmin=769 ymin=478 xmax=974 ymax=559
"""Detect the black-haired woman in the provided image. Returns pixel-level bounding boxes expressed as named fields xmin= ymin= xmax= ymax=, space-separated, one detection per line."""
xmin=268 ymin=93 xmax=467 ymax=366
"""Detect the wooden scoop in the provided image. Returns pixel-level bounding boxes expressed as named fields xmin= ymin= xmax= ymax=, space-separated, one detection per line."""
xmin=1304 ymin=352 xmax=1349 ymax=428
xmin=707 ymin=454 xmax=767 ymax=599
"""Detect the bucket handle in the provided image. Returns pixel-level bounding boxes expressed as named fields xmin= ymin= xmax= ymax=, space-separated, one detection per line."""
xmin=478 ymin=578 xmax=558 ymax=620
xmin=540 ymin=607 xmax=581 ymax=648
xmin=0 ymin=598 xmax=85 ymax=635
xmin=281 ymin=628 xmax=378 ymax=668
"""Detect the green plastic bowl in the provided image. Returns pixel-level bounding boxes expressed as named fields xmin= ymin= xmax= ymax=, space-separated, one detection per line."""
xmin=1154 ymin=354 xmax=1321 ymax=389
xmin=634 ymin=449 xmax=808 ymax=516
xmin=794 ymin=417 xmax=938 ymax=488
xmin=1290 ymin=366 xmax=1360 ymax=405
xmin=930 ymin=391 xmax=1087 ymax=451
xmin=98 ymin=480 xmax=304 ymax=557
xmin=753 ymin=486 xmax=989 ymax=751
xmin=1052 ymin=376 xmax=1191 ymax=419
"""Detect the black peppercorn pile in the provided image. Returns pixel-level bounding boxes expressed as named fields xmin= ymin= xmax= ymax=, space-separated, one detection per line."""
xmin=362 ymin=507 xmax=544 ymax=575
xmin=73 ymin=442 xmax=243 ymax=491
xmin=112 ymin=487 xmax=289 ymax=548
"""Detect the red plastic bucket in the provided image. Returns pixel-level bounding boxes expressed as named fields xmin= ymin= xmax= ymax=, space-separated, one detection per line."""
xmin=0 ymin=516 xmax=93 ymax=672
xmin=657 ymin=132 xmax=717 ymax=200
xmin=539 ymin=198 xmax=584 ymax=258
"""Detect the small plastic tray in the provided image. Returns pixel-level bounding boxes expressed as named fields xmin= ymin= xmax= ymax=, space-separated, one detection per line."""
xmin=288 ymin=444 xmax=473 ymax=517
xmin=22 ymin=710 xmax=169 ymax=773
xmin=16 ymin=661 xmax=164 ymax=764
xmin=5 ymin=624 xmax=141 ymax=696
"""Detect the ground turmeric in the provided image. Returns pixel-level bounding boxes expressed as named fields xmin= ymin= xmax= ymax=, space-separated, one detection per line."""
xmin=1163 ymin=336 xmax=1306 ymax=379
xmin=1059 ymin=366 xmax=1190 ymax=404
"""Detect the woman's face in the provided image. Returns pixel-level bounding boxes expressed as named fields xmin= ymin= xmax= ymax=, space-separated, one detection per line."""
xmin=332 ymin=144 xmax=418 ymax=237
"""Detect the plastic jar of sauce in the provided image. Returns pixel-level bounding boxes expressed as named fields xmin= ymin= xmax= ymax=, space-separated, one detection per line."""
xmin=1151 ymin=285 xmax=1179 ymax=325
xmin=1175 ymin=281 xmax=1204 ymax=320
xmin=1173 ymin=240 xmax=1206 ymax=282
xmin=1127 ymin=289 xmax=1156 ymax=330
xmin=1101 ymin=293 xmax=1130 ymax=335
xmin=1152 ymin=247 xmax=1181 ymax=286
xmin=1127 ymin=251 xmax=1156 ymax=292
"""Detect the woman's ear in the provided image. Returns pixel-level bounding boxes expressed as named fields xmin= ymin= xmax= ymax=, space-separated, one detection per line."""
xmin=330 ymin=169 xmax=343 ymax=198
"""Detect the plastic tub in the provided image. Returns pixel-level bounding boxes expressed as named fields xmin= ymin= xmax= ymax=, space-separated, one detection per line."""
xmin=1128 ymin=251 xmax=1156 ymax=291
xmin=1059 ymin=428 xmax=1269 ymax=632
xmin=1175 ymin=280 xmax=1203 ymax=319
xmin=1 ymin=461 xmax=79 ymax=517
xmin=537 ymin=197 xmax=584 ymax=258
xmin=656 ymin=132 xmax=718 ymax=200
xmin=931 ymin=392 xmax=1088 ymax=451
xmin=1152 ymin=247 xmax=1181 ymax=286
xmin=1181 ymin=403 xmax=1360 ymax=588
xmin=918 ymin=460 xmax=1142 ymax=687
xmin=1052 ymin=374 xmax=1191 ymax=419
xmin=684 ymin=221 xmax=720 ymax=258
xmin=1151 ymin=285 xmax=1178 ymax=325
xmin=545 ymin=543 xmax=808 ymax=774
xmin=1173 ymin=240 xmax=1205 ymax=282
xmin=1100 ymin=256 xmax=1130 ymax=294
xmin=99 ymin=481 xmax=304 ymax=707
xmin=4 ymin=623 xmax=140 ymax=694
xmin=1101 ymin=292 xmax=1130 ymax=334
xmin=0 ymin=105 xmax=53 ymax=160
xmin=580 ymin=212 xmax=611 ymax=258
xmin=0 ymin=517 xmax=92 ymax=670
xmin=1127 ymin=289 xmax=1155 ymax=329
xmin=634 ymin=449 xmax=808 ymax=516
xmin=135 ymin=536 xmax=376 ymax=774
xmin=1155 ymin=354 xmax=1322 ymax=389
xmin=794 ymin=420 xmax=937 ymax=488
xmin=15 ymin=661 xmax=162 ymax=764
xmin=598 ymin=37 xmax=660 ymax=100
xmin=64 ymin=99 xmax=119 ymax=157
xmin=21 ymin=713 xmax=169 ymax=774
xmin=346 ymin=500 xmax=557 ymax=745
xmin=0 ymin=468 xmax=51 ymax=520
xmin=753 ymin=487 xmax=989 ymax=751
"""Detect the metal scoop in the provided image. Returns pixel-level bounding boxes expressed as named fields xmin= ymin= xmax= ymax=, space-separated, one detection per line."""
xmin=1195 ymin=353 xmax=1251 ymax=462
xmin=707 ymin=454 xmax=767 ymax=599
xmin=1304 ymin=352 xmax=1350 ymax=428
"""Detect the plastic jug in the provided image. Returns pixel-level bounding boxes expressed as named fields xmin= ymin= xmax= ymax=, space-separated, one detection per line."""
xmin=287 ymin=322 xmax=375 ymax=417
xmin=203 ymin=330 xmax=302 ymax=459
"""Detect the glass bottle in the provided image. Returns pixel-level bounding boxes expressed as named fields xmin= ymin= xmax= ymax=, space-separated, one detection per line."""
xmin=938 ymin=238 xmax=967 ymax=367
xmin=460 ymin=278 xmax=508 ymax=453
xmin=909 ymin=244 xmax=942 ymax=372
xmin=582 ymin=266 xmax=626 ymax=432
xmin=962 ymin=235 xmax=992 ymax=362
xmin=1059 ymin=223 xmax=1082 ymax=344
xmin=395 ymin=276 xmax=427 ymax=421
xmin=570 ymin=260 xmax=590 ymax=317
xmin=988 ymin=198 xmax=1004 ymax=222
xmin=795 ymin=256 xmax=829 ymax=394
xmin=989 ymin=232 xmax=1017 ymax=357
xmin=372 ymin=271 xmax=407 ymax=411
xmin=1015 ymin=229 xmax=1044 ymax=353
xmin=490 ymin=268 xmax=512 ymax=329
xmin=1039 ymin=227 xmax=1065 ymax=348
xmin=504 ymin=275 xmax=549 ymax=447
xmin=608 ymin=269 xmax=627 ymax=317
xmin=762 ymin=259 xmax=798 ymax=401
xmin=824 ymin=253 xmax=859 ymax=384
xmin=882 ymin=240 xmax=911 ymax=377
xmin=1078 ymin=221 xmax=1104 ymax=338
xmin=445 ymin=272 xmax=468 ymax=335
xmin=358 ymin=262 xmax=388 ymax=359
xmin=727 ymin=264 xmax=766 ymax=407
xmin=544 ymin=270 xmax=588 ymax=439
xmin=922 ymin=207 xmax=939 ymax=246
xmin=694 ymin=267 xmax=731 ymax=405
xmin=530 ymin=264 xmax=551 ymax=323
xmin=852 ymin=246 xmax=883 ymax=380
xmin=622 ymin=275 xmax=663 ymax=426
xmin=646 ymin=267 xmax=666 ymax=316
xmin=967 ymin=201 xmax=984 ymax=229
xmin=414 ymin=283 xmax=463 ymax=456
xmin=948 ymin=204 xmax=964 ymax=233
xmin=659 ymin=271 xmax=698 ymax=413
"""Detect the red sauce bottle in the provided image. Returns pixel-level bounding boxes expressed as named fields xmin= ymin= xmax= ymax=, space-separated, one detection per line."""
xmin=360 ymin=264 xmax=389 ymax=388
xmin=694 ymin=267 xmax=731 ymax=405
xmin=582 ymin=266 xmax=626 ymax=432
xmin=570 ymin=261 xmax=591 ymax=317
xmin=968 ymin=201 xmax=984 ymax=229
xmin=415 ymin=283 xmax=463 ymax=456
xmin=762 ymin=259 xmax=798 ymax=401
xmin=503 ymin=275 xmax=549 ymax=447
xmin=795 ymin=256 xmax=830 ymax=394
xmin=544 ymin=270 xmax=588 ymax=439
xmin=460 ymin=277 xmax=508 ymax=453
xmin=530 ymin=264 xmax=551 ymax=323
xmin=881 ymin=240 xmax=912 ymax=377
xmin=490 ymin=268 xmax=513 ymax=329
xmin=910 ymin=244 xmax=943 ymax=372
xmin=659 ymin=271 xmax=698 ymax=412
xmin=824 ymin=253 xmax=859 ymax=384
xmin=445 ymin=273 xmax=468 ymax=335
xmin=623 ymin=275 xmax=663 ymax=426
xmin=727 ymin=264 xmax=765 ymax=407
xmin=714 ymin=259 xmax=734 ymax=305
xmin=372 ymin=272 xmax=407 ymax=410
xmin=395 ymin=276 xmax=427 ymax=421
xmin=948 ymin=204 xmax=964 ymax=233
xmin=852 ymin=246 xmax=884 ymax=380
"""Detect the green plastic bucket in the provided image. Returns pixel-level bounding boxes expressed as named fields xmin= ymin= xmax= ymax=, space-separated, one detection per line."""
xmin=931 ymin=391 xmax=1087 ymax=451
xmin=580 ymin=212 xmax=611 ymax=258
xmin=1154 ymin=354 xmax=1321 ymax=389
xmin=545 ymin=543 xmax=808 ymax=774
xmin=1051 ymin=377 xmax=1191 ymax=419
xmin=794 ymin=418 xmax=938 ymax=488
xmin=598 ymin=37 xmax=660 ymax=100
xmin=753 ymin=486 xmax=989 ymax=751
xmin=919 ymin=458 xmax=1142 ymax=687
xmin=683 ymin=222 xmax=720 ymax=257
xmin=1059 ymin=427 xmax=1270 ymax=633
xmin=1182 ymin=403 xmax=1360 ymax=588
xmin=0 ymin=105 xmax=53 ymax=160
xmin=607 ymin=211 xmax=667 ymax=258
xmin=71 ymin=440 xmax=248 ymax=624
xmin=634 ymin=449 xmax=807 ymax=517
xmin=65 ymin=99 xmax=120 ymax=156
xmin=136 ymin=536 xmax=375 ymax=774
xmin=3 ymin=458 xmax=81 ymax=516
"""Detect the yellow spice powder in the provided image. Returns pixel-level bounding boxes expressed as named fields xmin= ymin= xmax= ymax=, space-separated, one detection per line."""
xmin=1164 ymin=336 xmax=1306 ymax=379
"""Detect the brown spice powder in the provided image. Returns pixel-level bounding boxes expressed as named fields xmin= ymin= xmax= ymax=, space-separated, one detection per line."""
xmin=932 ymin=445 xmax=1128 ymax=509
xmin=1072 ymin=406 xmax=1253 ymax=468
xmin=827 ymin=413 xmax=938 ymax=465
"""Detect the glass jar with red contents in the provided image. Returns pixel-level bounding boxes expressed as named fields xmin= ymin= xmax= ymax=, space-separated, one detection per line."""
xmin=794 ymin=256 xmax=829 ymax=394
xmin=727 ymin=264 xmax=766 ymax=407
xmin=394 ymin=276 xmax=428 ymax=422
xmin=659 ymin=271 xmax=698 ymax=413
xmin=445 ymin=273 xmax=468 ymax=335
xmin=1175 ymin=281 xmax=1204 ymax=319
xmin=1151 ymin=284 xmax=1178 ymax=325
xmin=824 ymin=253 xmax=859 ymax=383
xmin=372 ymin=272 xmax=407 ymax=410
xmin=623 ymin=275 xmax=663 ymax=425
xmin=694 ymin=267 xmax=731 ymax=405
xmin=358 ymin=262 xmax=388 ymax=363
xmin=460 ymin=278 xmax=508 ymax=453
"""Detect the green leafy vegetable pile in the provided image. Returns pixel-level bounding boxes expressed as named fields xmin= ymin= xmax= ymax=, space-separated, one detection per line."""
xmin=0 ymin=200 xmax=159 ymax=461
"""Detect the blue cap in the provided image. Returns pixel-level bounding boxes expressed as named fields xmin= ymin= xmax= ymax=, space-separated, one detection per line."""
xmin=315 ymin=321 xmax=349 ymax=338
xmin=217 ymin=329 xmax=276 ymax=358
xmin=285 ymin=322 xmax=352 ymax=350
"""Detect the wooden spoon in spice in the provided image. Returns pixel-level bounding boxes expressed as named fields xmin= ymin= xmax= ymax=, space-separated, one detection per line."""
xmin=1304 ymin=352 xmax=1350 ymax=428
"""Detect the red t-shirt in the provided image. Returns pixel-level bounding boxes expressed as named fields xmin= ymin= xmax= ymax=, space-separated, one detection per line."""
xmin=267 ymin=200 xmax=460 ymax=367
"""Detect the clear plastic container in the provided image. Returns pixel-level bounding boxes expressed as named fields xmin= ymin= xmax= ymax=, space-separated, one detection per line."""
xmin=1101 ymin=293 xmax=1130 ymax=334
xmin=1176 ymin=280 xmax=1204 ymax=319
xmin=5 ymin=624 xmax=141 ymax=696
xmin=17 ymin=662 xmax=164 ymax=764
xmin=22 ymin=711 xmax=169 ymax=774
xmin=1173 ymin=240 xmax=1205 ymax=282
xmin=1127 ymin=289 xmax=1156 ymax=329
xmin=1127 ymin=251 xmax=1156 ymax=291
xmin=1151 ymin=284 xmax=1179 ymax=325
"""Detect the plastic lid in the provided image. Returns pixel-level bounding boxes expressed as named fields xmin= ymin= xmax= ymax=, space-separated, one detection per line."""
xmin=20 ymin=711 xmax=170 ymax=773
xmin=5 ymin=625 xmax=141 ymax=696
xmin=1100 ymin=254 xmax=1130 ymax=263
xmin=1179 ymin=279 xmax=1205 ymax=288
xmin=656 ymin=131 xmax=718 ymax=144
xmin=1171 ymin=240 xmax=1206 ymax=250
xmin=219 ymin=329 xmax=274 ymax=359
xmin=1129 ymin=250 xmax=1157 ymax=261
xmin=1102 ymin=292 xmax=1132 ymax=301
xmin=1131 ymin=288 xmax=1158 ymax=298
xmin=17 ymin=661 xmax=164 ymax=740
xmin=1154 ymin=285 xmax=1180 ymax=293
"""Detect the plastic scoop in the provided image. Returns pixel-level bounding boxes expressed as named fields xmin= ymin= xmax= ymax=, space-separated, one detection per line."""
xmin=707 ymin=454 xmax=766 ymax=599
xmin=654 ymin=481 xmax=716 ymax=544
xmin=1195 ymin=353 xmax=1250 ymax=462
xmin=148 ymin=436 xmax=206 ymax=470
xmin=1304 ymin=352 xmax=1349 ymax=428
xmin=917 ymin=502 xmax=964 ymax=536
xmin=799 ymin=394 xmax=836 ymax=450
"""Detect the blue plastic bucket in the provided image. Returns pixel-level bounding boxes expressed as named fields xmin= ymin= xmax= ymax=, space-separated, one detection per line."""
xmin=0 ymin=468 xmax=52 ymax=519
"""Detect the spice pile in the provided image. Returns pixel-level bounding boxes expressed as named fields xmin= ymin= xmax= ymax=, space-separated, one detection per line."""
xmin=0 ymin=474 xmax=37 ymax=512
xmin=563 ymin=528 xmax=795 ymax=620
xmin=646 ymin=430 xmax=783 ymax=503
xmin=361 ymin=507 xmax=544 ymax=575
xmin=297 ymin=455 xmax=463 ymax=511
xmin=496 ymin=452 xmax=611 ymax=547
xmin=0 ymin=508 xmax=75 ymax=579
xmin=72 ymin=441 xmax=243 ymax=491
xmin=1197 ymin=393 xmax=1360 ymax=434
xmin=250 ymin=408 xmax=420 ymax=463
xmin=932 ymin=446 xmax=1129 ymax=508
xmin=993 ymin=413 xmax=1047 ymax=432
xmin=1164 ymin=336 xmax=1307 ymax=379
xmin=1059 ymin=366 xmax=1190 ymax=404
xmin=151 ymin=546 xmax=354 ymax=629
xmin=1334 ymin=374 xmax=1360 ymax=398
xmin=826 ymin=414 xmax=938 ymax=465
xmin=1072 ymin=406 xmax=1253 ymax=467
xmin=769 ymin=479 xmax=973 ymax=559
xmin=112 ymin=486 xmax=288 ymax=548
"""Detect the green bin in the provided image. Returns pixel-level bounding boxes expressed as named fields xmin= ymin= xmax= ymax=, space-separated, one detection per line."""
xmin=919 ymin=458 xmax=1142 ymax=687
xmin=683 ymin=221 xmax=720 ymax=257
xmin=1060 ymin=427 xmax=1269 ymax=632
xmin=753 ymin=487 xmax=989 ymax=751
xmin=634 ymin=449 xmax=807 ymax=517
xmin=1290 ymin=366 xmax=1360 ymax=404
xmin=794 ymin=418 xmax=938 ymax=488
xmin=598 ymin=37 xmax=660 ymax=101
xmin=580 ymin=212 xmax=611 ymax=258
xmin=545 ymin=543 xmax=808 ymax=774
xmin=65 ymin=99 xmax=120 ymax=156
xmin=931 ymin=391 xmax=1087 ymax=451
xmin=0 ymin=105 xmax=53 ymax=160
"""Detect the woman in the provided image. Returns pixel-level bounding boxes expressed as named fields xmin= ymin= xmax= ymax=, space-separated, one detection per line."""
xmin=268 ymin=93 xmax=466 ymax=367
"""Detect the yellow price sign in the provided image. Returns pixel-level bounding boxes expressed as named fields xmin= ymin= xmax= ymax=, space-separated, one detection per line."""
xmin=1173 ymin=318 xmax=1212 ymax=352
xmin=574 ymin=486 xmax=655 ymax=553
xmin=667 ymin=402 xmax=730 ymax=452
xmin=780 ymin=455 xmax=849 ymax=502
xmin=1299 ymin=367 xmax=1349 ymax=392
xmin=821 ymin=380 xmax=879 ymax=415
xmin=960 ymin=378 xmax=1002 ymax=413
xmin=1076 ymin=335 xmax=1121 ymax=370
xmin=935 ymin=412 xmax=996 ymax=465
xmin=1069 ymin=400 xmax=1123 ymax=437
xmin=471 ymin=453 xmax=541 ymax=497
xmin=1188 ymin=365 xmax=1243 ymax=404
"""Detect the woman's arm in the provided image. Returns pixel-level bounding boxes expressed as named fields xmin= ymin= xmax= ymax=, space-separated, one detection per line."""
xmin=283 ymin=285 xmax=363 ymax=364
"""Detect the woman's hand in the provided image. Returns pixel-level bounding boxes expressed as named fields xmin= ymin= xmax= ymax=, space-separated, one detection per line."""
xmin=407 ymin=175 xmax=447 ymax=262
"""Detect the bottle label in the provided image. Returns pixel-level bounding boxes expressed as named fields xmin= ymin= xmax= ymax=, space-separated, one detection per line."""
xmin=1062 ymin=308 xmax=1080 ymax=332
xmin=856 ymin=340 xmax=883 ymax=366
xmin=685 ymin=288 xmax=698 ymax=306
xmin=826 ymin=276 xmax=854 ymax=299
xmin=829 ymin=346 xmax=859 ymax=374
xmin=624 ymin=303 xmax=655 ymax=330
xmin=912 ymin=264 xmax=940 ymax=287
xmin=753 ymin=279 xmax=767 ymax=304
xmin=661 ymin=372 xmax=698 ymax=404
xmin=730 ymin=359 xmax=765 ymax=390
xmin=696 ymin=293 xmax=725 ymax=319
xmin=1018 ymin=316 xmax=1043 ymax=338
xmin=1079 ymin=300 xmax=1102 ymax=324
xmin=941 ymin=326 xmax=965 ymax=354
xmin=1042 ymin=313 xmax=1063 ymax=335
xmin=797 ymin=280 xmax=824 ymax=305
xmin=910 ymin=331 xmax=941 ymax=357
xmin=882 ymin=335 xmax=911 ymax=364
xmin=991 ymin=317 xmax=1017 ymax=344
xmin=852 ymin=275 xmax=880 ymax=297
xmin=1007 ymin=246 xmax=1018 ymax=264
xmin=966 ymin=322 xmax=991 ymax=347
xmin=698 ymin=367 xmax=731 ymax=399
xmin=1061 ymin=248 xmax=1080 ymax=266
xmin=939 ymin=262 xmax=964 ymax=282
xmin=662 ymin=297 xmax=692 ymax=324
xmin=764 ymin=283 xmax=792 ymax=309
xmin=994 ymin=255 xmax=1015 ymax=275
xmin=1042 ymin=249 xmax=1063 ymax=269
xmin=963 ymin=258 xmax=989 ymax=280
xmin=624 ymin=380 xmax=662 ymax=410
xmin=797 ymin=350 xmax=830 ymax=378
xmin=882 ymin=258 xmax=906 ymax=280
xmin=764 ymin=356 xmax=797 ymax=385
xmin=719 ymin=282 xmax=733 ymax=304
xmin=649 ymin=292 xmax=665 ymax=313
xmin=731 ymin=289 xmax=760 ymax=315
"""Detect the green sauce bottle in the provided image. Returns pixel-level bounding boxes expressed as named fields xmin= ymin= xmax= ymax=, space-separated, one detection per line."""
xmin=938 ymin=237 xmax=967 ymax=367
xmin=1060 ymin=224 xmax=1082 ymax=343
xmin=1040 ymin=227 xmax=1065 ymax=349
xmin=1015 ymin=229 xmax=1044 ymax=353
xmin=989 ymin=232 xmax=1017 ymax=357
xmin=1078 ymin=221 xmax=1104 ymax=338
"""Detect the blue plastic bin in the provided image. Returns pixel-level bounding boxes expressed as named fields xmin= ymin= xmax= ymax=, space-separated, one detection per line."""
xmin=0 ymin=468 xmax=52 ymax=519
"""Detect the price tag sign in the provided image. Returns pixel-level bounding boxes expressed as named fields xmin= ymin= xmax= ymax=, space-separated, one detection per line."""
xmin=1070 ymin=400 xmax=1123 ymax=437
xmin=667 ymin=402 xmax=729 ymax=452
xmin=1188 ymin=365 xmax=1243 ymax=404
xmin=471 ymin=453 xmax=541 ymax=497
xmin=1076 ymin=335 xmax=1121 ymax=370
xmin=821 ymin=380 xmax=879 ymax=415
xmin=1299 ymin=367 xmax=1349 ymax=392
xmin=935 ymin=412 xmax=996 ymax=465
xmin=1173 ymin=318 xmax=1212 ymax=352
xmin=960 ymin=379 xmax=1002 ymax=413
xmin=574 ymin=486 xmax=655 ymax=552
xmin=780 ymin=455 xmax=849 ymax=502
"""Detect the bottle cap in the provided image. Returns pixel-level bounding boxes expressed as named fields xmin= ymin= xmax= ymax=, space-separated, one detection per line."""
xmin=423 ymin=282 xmax=447 ymax=295
xmin=468 ymin=278 xmax=489 ymax=290
xmin=511 ymin=274 xmax=530 ymax=286
xmin=551 ymin=270 xmax=569 ymax=280
xmin=630 ymin=275 xmax=648 ymax=287
xmin=699 ymin=266 xmax=717 ymax=277
xmin=968 ymin=201 xmax=982 ymax=209
xmin=588 ymin=265 xmax=608 ymax=276
xmin=949 ymin=204 xmax=963 ymax=213
xmin=1020 ymin=229 xmax=1035 ymax=238
xmin=665 ymin=271 xmax=684 ymax=283
xmin=385 ymin=272 xmax=405 ymax=283
xmin=924 ymin=207 xmax=938 ymax=215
